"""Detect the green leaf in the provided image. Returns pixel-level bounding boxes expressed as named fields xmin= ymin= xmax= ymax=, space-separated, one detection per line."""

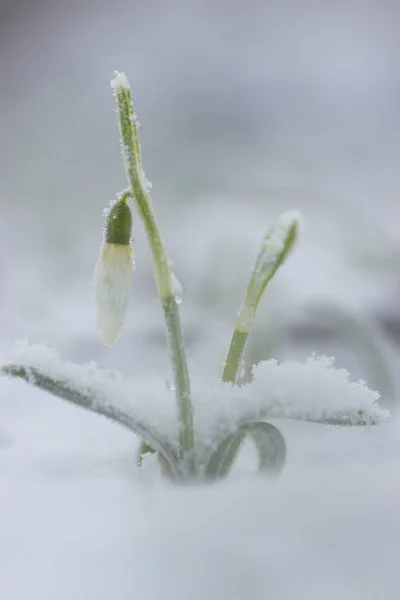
xmin=205 ymin=421 xmax=286 ymax=480
xmin=204 ymin=429 xmax=247 ymax=479
xmin=249 ymin=405 xmax=385 ymax=427
xmin=289 ymin=414 xmax=383 ymax=427
xmin=246 ymin=421 xmax=286 ymax=476
xmin=1 ymin=364 xmax=179 ymax=476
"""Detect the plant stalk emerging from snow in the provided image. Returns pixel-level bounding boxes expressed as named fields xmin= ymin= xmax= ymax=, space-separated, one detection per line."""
xmin=111 ymin=72 xmax=194 ymax=465
xmin=0 ymin=72 xmax=389 ymax=483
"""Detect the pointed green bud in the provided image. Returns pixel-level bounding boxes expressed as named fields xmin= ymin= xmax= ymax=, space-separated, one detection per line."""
xmin=236 ymin=211 xmax=301 ymax=334
xmin=222 ymin=211 xmax=302 ymax=383
xmin=105 ymin=199 xmax=132 ymax=245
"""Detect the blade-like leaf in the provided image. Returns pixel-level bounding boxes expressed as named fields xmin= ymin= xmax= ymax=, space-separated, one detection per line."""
xmin=255 ymin=411 xmax=384 ymax=427
xmin=1 ymin=364 xmax=179 ymax=476
xmin=245 ymin=421 xmax=286 ymax=476
xmin=205 ymin=421 xmax=286 ymax=480
xmin=239 ymin=354 xmax=388 ymax=428
xmin=204 ymin=430 xmax=247 ymax=479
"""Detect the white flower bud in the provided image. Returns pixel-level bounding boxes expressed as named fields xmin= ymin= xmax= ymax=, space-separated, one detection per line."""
xmin=94 ymin=243 xmax=134 ymax=346
xmin=93 ymin=199 xmax=134 ymax=347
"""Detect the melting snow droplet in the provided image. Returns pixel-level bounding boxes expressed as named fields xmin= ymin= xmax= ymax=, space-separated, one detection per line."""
xmin=238 ymin=362 xmax=246 ymax=382
xmin=165 ymin=376 xmax=176 ymax=392
xmin=170 ymin=270 xmax=183 ymax=304
xmin=144 ymin=175 xmax=152 ymax=189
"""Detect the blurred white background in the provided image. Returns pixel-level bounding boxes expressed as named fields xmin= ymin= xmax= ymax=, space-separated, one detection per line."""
xmin=2 ymin=0 xmax=400 ymax=375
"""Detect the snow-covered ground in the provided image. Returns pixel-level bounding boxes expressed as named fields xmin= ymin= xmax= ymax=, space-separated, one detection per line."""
xmin=1 ymin=371 xmax=400 ymax=599
xmin=2 ymin=1 xmax=400 ymax=598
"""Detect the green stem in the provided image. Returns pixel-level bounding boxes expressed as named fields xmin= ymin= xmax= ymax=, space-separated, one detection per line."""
xmin=222 ymin=329 xmax=249 ymax=384
xmin=118 ymin=190 xmax=132 ymax=204
xmin=163 ymin=296 xmax=194 ymax=459
xmin=113 ymin=79 xmax=170 ymax=298
xmin=112 ymin=72 xmax=194 ymax=459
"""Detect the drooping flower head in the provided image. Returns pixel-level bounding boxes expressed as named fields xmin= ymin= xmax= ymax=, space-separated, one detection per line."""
xmin=93 ymin=198 xmax=134 ymax=346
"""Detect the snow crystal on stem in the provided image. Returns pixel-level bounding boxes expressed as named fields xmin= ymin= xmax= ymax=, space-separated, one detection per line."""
xmin=111 ymin=71 xmax=130 ymax=91
xmin=170 ymin=269 xmax=183 ymax=304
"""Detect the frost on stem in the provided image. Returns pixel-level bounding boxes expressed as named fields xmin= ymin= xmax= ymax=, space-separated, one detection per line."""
xmin=170 ymin=269 xmax=183 ymax=304
xmin=111 ymin=71 xmax=130 ymax=91
xmin=111 ymin=71 xmax=150 ymax=196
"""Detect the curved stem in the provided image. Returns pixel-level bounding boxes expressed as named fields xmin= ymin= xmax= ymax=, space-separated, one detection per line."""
xmin=111 ymin=72 xmax=194 ymax=461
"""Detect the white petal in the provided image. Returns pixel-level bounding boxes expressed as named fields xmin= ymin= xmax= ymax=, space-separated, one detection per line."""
xmin=93 ymin=243 xmax=134 ymax=346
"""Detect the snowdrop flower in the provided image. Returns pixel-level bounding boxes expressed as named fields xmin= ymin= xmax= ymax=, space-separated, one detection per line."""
xmin=94 ymin=198 xmax=134 ymax=346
